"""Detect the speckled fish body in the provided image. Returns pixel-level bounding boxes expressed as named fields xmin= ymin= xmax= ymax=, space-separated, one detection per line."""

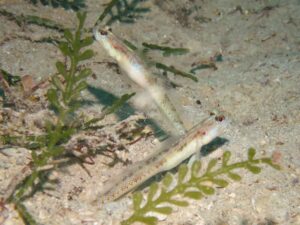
xmin=93 ymin=26 xmax=186 ymax=135
xmin=95 ymin=116 xmax=227 ymax=204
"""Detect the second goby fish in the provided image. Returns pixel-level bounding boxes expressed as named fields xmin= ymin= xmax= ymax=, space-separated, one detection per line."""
xmin=93 ymin=116 xmax=227 ymax=204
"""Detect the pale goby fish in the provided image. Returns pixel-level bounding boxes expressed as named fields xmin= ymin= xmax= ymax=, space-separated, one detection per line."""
xmin=93 ymin=26 xmax=187 ymax=135
xmin=93 ymin=116 xmax=227 ymax=205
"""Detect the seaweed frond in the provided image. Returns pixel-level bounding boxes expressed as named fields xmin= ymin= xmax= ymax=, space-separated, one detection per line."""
xmin=190 ymin=53 xmax=223 ymax=74
xmin=95 ymin=0 xmax=150 ymax=26
xmin=155 ymin=62 xmax=198 ymax=82
xmin=0 ymin=9 xmax=66 ymax=32
xmin=0 ymin=68 xmax=21 ymax=86
xmin=4 ymin=14 xmax=135 ymax=223
xmin=6 ymin=11 xmax=94 ymax=221
xmin=15 ymin=201 xmax=38 ymax=225
xmin=121 ymin=39 xmax=198 ymax=83
xmin=27 ymin=0 xmax=86 ymax=11
xmin=47 ymin=12 xmax=94 ymax=117
xmin=142 ymin=42 xmax=189 ymax=57
xmin=121 ymin=148 xmax=280 ymax=225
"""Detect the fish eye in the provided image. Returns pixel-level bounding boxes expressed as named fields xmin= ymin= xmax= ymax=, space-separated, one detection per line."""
xmin=108 ymin=27 xmax=112 ymax=32
xmin=100 ymin=30 xmax=108 ymax=35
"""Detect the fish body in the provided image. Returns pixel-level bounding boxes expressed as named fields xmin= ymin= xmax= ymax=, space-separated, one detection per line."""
xmin=95 ymin=116 xmax=227 ymax=204
xmin=93 ymin=26 xmax=186 ymax=135
xmin=93 ymin=27 xmax=227 ymax=205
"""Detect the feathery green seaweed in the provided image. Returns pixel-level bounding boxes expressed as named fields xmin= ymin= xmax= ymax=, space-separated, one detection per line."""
xmin=0 ymin=68 xmax=21 ymax=86
xmin=121 ymin=39 xmax=198 ymax=82
xmin=155 ymin=62 xmax=198 ymax=82
xmin=27 ymin=0 xmax=86 ymax=11
xmin=4 ymin=13 xmax=134 ymax=224
xmin=121 ymin=148 xmax=280 ymax=225
xmin=0 ymin=9 xmax=66 ymax=32
xmin=15 ymin=201 xmax=38 ymax=225
xmin=190 ymin=54 xmax=222 ymax=74
xmin=142 ymin=42 xmax=189 ymax=57
xmin=9 ymin=12 xmax=93 ymax=204
xmin=95 ymin=0 xmax=150 ymax=26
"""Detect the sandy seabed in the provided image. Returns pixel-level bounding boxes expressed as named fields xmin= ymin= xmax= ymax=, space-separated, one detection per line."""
xmin=0 ymin=0 xmax=299 ymax=224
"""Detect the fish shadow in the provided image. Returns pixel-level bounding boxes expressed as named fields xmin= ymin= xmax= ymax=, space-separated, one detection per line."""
xmin=87 ymin=85 xmax=168 ymax=140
